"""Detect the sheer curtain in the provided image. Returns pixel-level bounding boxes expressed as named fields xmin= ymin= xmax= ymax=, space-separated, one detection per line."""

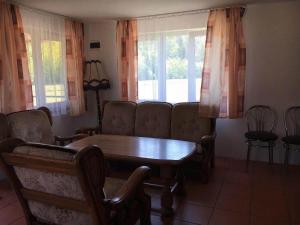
xmin=20 ymin=7 xmax=68 ymax=116
xmin=137 ymin=12 xmax=208 ymax=103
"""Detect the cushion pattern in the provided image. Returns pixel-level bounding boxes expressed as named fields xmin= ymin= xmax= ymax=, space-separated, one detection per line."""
xmin=102 ymin=101 xmax=136 ymax=136
xmin=171 ymin=103 xmax=212 ymax=142
xmin=8 ymin=110 xmax=55 ymax=144
xmin=134 ymin=102 xmax=172 ymax=138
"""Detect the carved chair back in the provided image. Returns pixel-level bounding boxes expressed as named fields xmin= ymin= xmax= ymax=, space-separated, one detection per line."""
xmin=284 ymin=106 xmax=300 ymax=136
xmin=245 ymin=105 xmax=277 ymax=132
xmin=0 ymin=139 xmax=107 ymax=225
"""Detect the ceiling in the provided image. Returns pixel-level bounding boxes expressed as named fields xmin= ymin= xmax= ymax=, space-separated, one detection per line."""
xmin=14 ymin=0 xmax=288 ymax=21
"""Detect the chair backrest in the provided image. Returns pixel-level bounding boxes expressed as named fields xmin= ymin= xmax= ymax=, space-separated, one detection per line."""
xmin=171 ymin=102 xmax=216 ymax=142
xmin=0 ymin=113 xmax=9 ymax=141
xmin=102 ymin=101 xmax=137 ymax=135
xmin=284 ymin=106 xmax=300 ymax=136
xmin=245 ymin=105 xmax=277 ymax=132
xmin=135 ymin=102 xmax=172 ymax=138
xmin=0 ymin=139 xmax=107 ymax=225
xmin=7 ymin=109 xmax=55 ymax=144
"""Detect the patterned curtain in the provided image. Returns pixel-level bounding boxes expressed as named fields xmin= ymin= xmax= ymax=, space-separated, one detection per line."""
xmin=65 ymin=19 xmax=85 ymax=116
xmin=200 ymin=8 xmax=246 ymax=118
xmin=116 ymin=20 xmax=138 ymax=101
xmin=0 ymin=3 xmax=33 ymax=113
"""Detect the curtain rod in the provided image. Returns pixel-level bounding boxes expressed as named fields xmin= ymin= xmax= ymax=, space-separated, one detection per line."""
xmin=130 ymin=4 xmax=246 ymax=20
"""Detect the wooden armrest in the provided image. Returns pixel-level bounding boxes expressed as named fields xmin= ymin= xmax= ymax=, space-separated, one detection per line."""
xmin=55 ymin=133 xmax=88 ymax=146
xmin=75 ymin=126 xmax=101 ymax=136
xmin=108 ymin=166 xmax=150 ymax=209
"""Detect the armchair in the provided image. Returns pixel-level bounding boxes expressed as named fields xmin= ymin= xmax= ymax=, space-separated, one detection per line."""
xmin=7 ymin=107 xmax=87 ymax=146
xmin=0 ymin=139 xmax=151 ymax=225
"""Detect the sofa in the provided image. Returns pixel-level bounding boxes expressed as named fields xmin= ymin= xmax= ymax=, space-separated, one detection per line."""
xmin=80 ymin=101 xmax=216 ymax=182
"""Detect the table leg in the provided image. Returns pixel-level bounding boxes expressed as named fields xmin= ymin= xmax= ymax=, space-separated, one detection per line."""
xmin=174 ymin=167 xmax=186 ymax=196
xmin=160 ymin=165 xmax=174 ymax=217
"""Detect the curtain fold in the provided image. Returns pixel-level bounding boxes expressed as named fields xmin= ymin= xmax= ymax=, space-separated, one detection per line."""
xmin=65 ymin=19 xmax=85 ymax=116
xmin=0 ymin=2 xmax=33 ymax=113
xmin=116 ymin=20 xmax=138 ymax=101
xmin=200 ymin=7 xmax=246 ymax=118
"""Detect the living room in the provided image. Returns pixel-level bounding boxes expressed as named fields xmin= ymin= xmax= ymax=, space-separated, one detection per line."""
xmin=0 ymin=0 xmax=300 ymax=225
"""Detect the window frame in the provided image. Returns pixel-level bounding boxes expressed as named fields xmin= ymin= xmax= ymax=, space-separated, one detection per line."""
xmin=137 ymin=29 xmax=206 ymax=103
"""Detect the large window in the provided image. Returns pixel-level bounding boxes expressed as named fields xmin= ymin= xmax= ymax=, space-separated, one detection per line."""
xmin=137 ymin=13 xmax=208 ymax=103
xmin=21 ymin=8 xmax=68 ymax=115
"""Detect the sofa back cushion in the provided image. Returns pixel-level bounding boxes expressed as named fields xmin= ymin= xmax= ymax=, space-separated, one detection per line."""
xmin=102 ymin=101 xmax=137 ymax=135
xmin=7 ymin=110 xmax=55 ymax=144
xmin=135 ymin=102 xmax=172 ymax=138
xmin=12 ymin=145 xmax=91 ymax=225
xmin=171 ymin=103 xmax=212 ymax=142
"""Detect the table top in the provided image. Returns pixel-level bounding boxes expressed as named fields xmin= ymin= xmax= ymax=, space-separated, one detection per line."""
xmin=66 ymin=134 xmax=196 ymax=165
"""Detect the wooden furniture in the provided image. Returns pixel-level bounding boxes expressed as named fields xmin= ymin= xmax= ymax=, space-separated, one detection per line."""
xmin=78 ymin=101 xmax=216 ymax=182
xmin=4 ymin=107 xmax=86 ymax=146
xmin=67 ymin=134 xmax=196 ymax=216
xmin=282 ymin=106 xmax=300 ymax=167
xmin=0 ymin=138 xmax=151 ymax=225
xmin=245 ymin=105 xmax=278 ymax=169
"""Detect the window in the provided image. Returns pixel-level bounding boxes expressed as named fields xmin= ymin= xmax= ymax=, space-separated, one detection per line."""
xmin=21 ymin=8 xmax=68 ymax=115
xmin=137 ymin=12 xmax=208 ymax=103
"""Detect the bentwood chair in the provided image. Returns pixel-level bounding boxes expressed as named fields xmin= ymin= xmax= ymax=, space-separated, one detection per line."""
xmin=245 ymin=105 xmax=278 ymax=170
xmin=282 ymin=106 xmax=300 ymax=167
xmin=0 ymin=139 xmax=151 ymax=225
xmin=6 ymin=107 xmax=86 ymax=146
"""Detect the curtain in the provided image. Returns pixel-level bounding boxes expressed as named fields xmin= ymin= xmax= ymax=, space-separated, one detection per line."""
xmin=200 ymin=8 xmax=246 ymax=118
xmin=116 ymin=20 xmax=138 ymax=101
xmin=65 ymin=19 xmax=85 ymax=116
xmin=0 ymin=3 xmax=33 ymax=113
xmin=21 ymin=7 xmax=68 ymax=116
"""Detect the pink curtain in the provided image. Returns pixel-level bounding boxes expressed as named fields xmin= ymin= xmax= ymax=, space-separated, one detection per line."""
xmin=201 ymin=8 xmax=246 ymax=118
xmin=0 ymin=3 xmax=33 ymax=113
xmin=116 ymin=20 xmax=138 ymax=101
xmin=65 ymin=19 xmax=85 ymax=116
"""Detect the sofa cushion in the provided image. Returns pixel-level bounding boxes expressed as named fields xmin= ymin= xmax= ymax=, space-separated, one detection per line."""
xmin=135 ymin=102 xmax=172 ymax=139
xmin=102 ymin=101 xmax=137 ymax=136
xmin=171 ymin=103 xmax=212 ymax=143
xmin=7 ymin=110 xmax=55 ymax=144
xmin=104 ymin=177 xmax=125 ymax=199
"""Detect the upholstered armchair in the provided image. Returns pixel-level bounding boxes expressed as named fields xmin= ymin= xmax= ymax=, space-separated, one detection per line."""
xmin=7 ymin=107 xmax=87 ymax=146
xmin=0 ymin=139 xmax=151 ymax=225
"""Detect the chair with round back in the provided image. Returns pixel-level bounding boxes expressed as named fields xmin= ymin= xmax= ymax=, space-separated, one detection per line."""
xmin=245 ymin=105 xmax=278 ymax=169
xmin=282 ymin=106 xmax=300 ymax=167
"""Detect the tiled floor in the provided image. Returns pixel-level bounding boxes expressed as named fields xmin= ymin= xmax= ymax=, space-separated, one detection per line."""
xmin=0 ymin=157 xmax=299 ymax=225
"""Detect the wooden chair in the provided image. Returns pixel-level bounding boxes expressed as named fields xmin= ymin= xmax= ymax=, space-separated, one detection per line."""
xmin=6 ymin=107 xmax=87 ymax=146
xmin=0 ymin=139 xmax=151 ymax=225
xmin=245 ymin=105 xmax=278 ymax=170
xmin=282 ymin=106 xmax=300 ymax=167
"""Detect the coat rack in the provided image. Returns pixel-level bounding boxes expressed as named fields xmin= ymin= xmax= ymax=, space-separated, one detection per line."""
xmin=83 ymin=60 xmax=110 ymax=126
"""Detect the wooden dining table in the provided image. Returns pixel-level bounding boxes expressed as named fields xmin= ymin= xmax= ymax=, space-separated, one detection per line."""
xmin=66 ymin=134 xmax=196 ymax=216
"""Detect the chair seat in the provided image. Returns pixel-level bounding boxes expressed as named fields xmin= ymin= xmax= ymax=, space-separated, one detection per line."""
xmin=104 ymin=177 xmax=125 ymax=199
xmin=282 ymin=135 xmax=300 ymax=145
xmin=245 ymin=131 xmax=278 ymax=142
